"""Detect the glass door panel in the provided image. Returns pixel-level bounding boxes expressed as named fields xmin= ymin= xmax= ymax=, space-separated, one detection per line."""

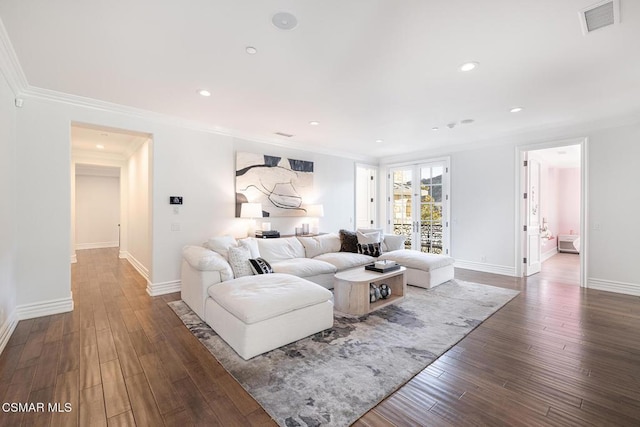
xmin=420 ymin=166 xmax=444 ymax=254
xmin=392 ymin=169 xmax=413 ymax=249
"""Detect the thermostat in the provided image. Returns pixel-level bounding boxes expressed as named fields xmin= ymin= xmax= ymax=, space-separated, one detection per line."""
xmin=170 ymin=196 xmax=183 ymax=205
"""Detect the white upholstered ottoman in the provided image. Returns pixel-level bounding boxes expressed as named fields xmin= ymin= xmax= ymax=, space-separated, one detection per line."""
xmin=204 ymin=273 xmax=334 ymax=360
xmin=378 ymin=250 xmax=455 ymax=289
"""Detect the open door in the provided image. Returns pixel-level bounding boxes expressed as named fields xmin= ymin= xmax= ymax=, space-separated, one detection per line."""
xmin=524 ymin=157 xmax=542 ymax=276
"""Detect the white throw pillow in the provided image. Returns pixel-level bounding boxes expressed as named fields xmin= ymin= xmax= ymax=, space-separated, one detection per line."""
xmin=206 ymin=235 xmax=238 ymax=260
xmin=238 ymin=237 xmax=261 ymax=258
xmin=297 ymin=233 xmax=341 ymax=258
xmin=356 ymin=230 xmax=381 ymax=244
xmin=227 ymin=246 xmax=253 ymax=278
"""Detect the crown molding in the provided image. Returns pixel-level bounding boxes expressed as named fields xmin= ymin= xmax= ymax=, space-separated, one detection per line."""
xmin=0 ymin=17 xmax=28 ymax=95
xmin=21 ymin=86 xmax=377 ymax=164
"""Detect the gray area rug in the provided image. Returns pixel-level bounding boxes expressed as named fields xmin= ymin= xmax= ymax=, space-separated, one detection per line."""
xmin=168 ymin=280 xmax=519 ymax=426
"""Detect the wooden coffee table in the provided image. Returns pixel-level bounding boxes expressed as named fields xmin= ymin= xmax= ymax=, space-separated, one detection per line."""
xmin=333 ymin=266 xmax=407 ymax=316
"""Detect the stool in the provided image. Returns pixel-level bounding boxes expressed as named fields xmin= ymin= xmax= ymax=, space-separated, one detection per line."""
xmin=378 ymin=250 xmax=455 ymax=289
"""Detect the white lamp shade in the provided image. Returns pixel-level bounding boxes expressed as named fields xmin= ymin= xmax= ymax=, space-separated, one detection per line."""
xmin=240 ymin=203 xmax=262 ymax=218
xmin=306 ymin=204 xmax=324 ymax=217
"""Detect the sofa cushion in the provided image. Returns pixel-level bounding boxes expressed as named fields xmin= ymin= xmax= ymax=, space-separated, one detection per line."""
xmin=257 ymin=237 xmax=306 ymax=263
xmin=206 ymin=235 xmax=238 ymax=260
xmin=182 ymin=246 xmax=234 ymax=281
xmin=297 ymin=233 xmax=341 ymax=258
xmin=378 ymin=249 xmax=454 ymax=271
xmin=313 ymin=252 xmax=376 ymax=270
xmin=339 ymin=229 xmax=358 ymax=253
xmin=382 ymin=234 xmax=406 ymax=252
xmin=208 ymin=273 xmax=332 ymax=324
xmin=249 ymin=258 xmax=273 ymax=275
xmin=228 ymin=246 xmax=253 ymax=278
xmin=271 ymin=258 xmax=337 ymax=277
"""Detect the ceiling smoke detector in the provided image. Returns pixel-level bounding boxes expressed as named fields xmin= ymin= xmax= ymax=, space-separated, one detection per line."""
xmin=272 ymin=12 xmax=298 ymax=30
xmin=579 ymin=0 xmax=619 ymax=34
xmin=274 ymin=132 xmax=294 ymax=138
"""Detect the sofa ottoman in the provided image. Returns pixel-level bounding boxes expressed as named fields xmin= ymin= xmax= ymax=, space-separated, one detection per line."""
xmin=204 ymin=273 xmax=334 ymax=360
xmin=378 ymin=250 xmax=455 ymax=288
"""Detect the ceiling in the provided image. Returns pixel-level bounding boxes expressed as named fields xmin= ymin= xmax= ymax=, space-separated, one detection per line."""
xmin=2 ymin=1 xmax=639 ymax=159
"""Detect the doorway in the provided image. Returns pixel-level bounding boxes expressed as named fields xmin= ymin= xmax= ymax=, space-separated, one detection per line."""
xmin=355 ymin=164 xmax=377 ymax=229
xmin=70 ymin=123 xmax=153 ymax=281
xmin=517 ymin=139 xmax=586 ymax=286
xmin=388 ymin=158 xmax=450 ymax=255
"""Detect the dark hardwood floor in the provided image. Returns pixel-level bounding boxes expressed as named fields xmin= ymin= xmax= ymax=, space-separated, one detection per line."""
xmin=1 ymin=248 xmax=639 ymax=426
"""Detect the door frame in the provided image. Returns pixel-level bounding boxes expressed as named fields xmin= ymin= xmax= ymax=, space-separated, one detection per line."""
xmin=386 ymin=157 xmax=451 ymax=255
xmin=515 ymin=137 xmax=588 ymax=287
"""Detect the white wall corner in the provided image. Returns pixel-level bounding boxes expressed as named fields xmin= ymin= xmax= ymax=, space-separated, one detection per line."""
xmin=454 ymin=259 xmax=517 ymax=277
xmin=146 ymin=280 xmax=181 ymax=297
xmin=587 ymin=278 xmax=640 ymax=297
xmin=0 ymin=309 xmax=18 ymax=355
xmin=0 ymin=18 xmax=29 ymax=95
xmin=119 ymin=250 xmax=128 ymax=259
xmin=15 ymin=295 xmax=74 ymax=321
xmin=125 ymin=253 xmax=149 ymax=281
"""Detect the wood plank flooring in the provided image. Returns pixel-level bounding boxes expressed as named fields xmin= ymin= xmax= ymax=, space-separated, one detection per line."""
xmin=2 ymin=248 xmax=639 ymax=426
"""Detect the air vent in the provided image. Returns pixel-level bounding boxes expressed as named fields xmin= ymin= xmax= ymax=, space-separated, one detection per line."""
xmin=274 ymin=132 xmax=294 ymax=138
xmin=580 ymin=0 xmax=619 ymax=34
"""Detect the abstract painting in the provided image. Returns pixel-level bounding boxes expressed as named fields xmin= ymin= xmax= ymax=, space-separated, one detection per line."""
xmin=236 ymin=151 xmax=314 ymax=217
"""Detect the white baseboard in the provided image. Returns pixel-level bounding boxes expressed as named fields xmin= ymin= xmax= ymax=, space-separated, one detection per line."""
xmin=542 ymin=247 xmax=558 ymax=262
xmin=70 ymin=253 xmax=77 ymax=264
xmin=0 ymin=310 xmax=18 ymax=355
xmin=454 ymin=259 xmax=517 ymax=277
xmin=15 ymin=294 xmax=74 ymax=321
xmin=118 ymin=250 xmax=127 ymax=259
xmin=75 ymin=241 xmax=119 ymax=250
xmin=146 ymin=280 xmax=181 ymax=296
xmin=123 ymin=252 xmax=149 ymax=281
xmin=588 ymin=278 xmax=640 ymax=296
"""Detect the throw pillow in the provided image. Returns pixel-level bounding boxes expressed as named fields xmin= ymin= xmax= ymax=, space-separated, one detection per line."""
xmin=356 ymin=230 xmax=382 ymax=257
xmin=357 ymin=242 xmax=382 ymax=257
xmin=249 ymin=257 xmax=274 ymax=274
xmin=356 ymin=230 xmax=381 ymax=245
xmin=339 ymin=229 xmax=358 ymax=253
xmin=227 ymin=246 xmax=253 ymax=278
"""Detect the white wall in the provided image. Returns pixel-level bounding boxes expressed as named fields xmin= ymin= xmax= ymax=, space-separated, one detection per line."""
xmin=449 ymin=145 xmax=517 ymax=274
xmin=0 ymin=71 xmax=17 ymax=350
xmin=588 ymin=124 xmax=640 ymax=292
xmin=75 ymin=174 xmax=120 ymax=249
xmin=557 ymin=168 xmax=581 ymax=236
xmin=126 ymin=140 xmax=151 ymax=278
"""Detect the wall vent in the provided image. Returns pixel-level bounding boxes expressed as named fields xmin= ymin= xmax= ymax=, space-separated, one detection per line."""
xmin=274 ymin=132 xmax=294 ymax=138
xmin=579 ymin=0 xmax=619 ymax=34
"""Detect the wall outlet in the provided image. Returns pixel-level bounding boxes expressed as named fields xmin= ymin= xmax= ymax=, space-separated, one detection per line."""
xmin=171 ymin=223 xmax=180 ymax=231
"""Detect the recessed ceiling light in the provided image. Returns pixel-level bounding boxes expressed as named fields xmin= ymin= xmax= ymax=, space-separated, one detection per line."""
xmin=272 ymin=12 xmax=298 ymax=30
xmin=198 ymin=89 xmax=211 ymax=97
xmin=246 ymin=46 xmax=258 ymax=55
xmin=309 ymin=121 xmax=320 ymax=126
xmin=375 ymin=139 xmax=384 ymax=143
xmin=96 ymin=144 xmax=105 ymax=150
xmin=459 ymin=62 xmax=479 ymax=72
xmin=461 ymin=119 xmax=475 ymax=124
xmin=432 ymin=127 xmax=439 ymax=131
xmin=510 ymin=107 xmax=523 ymax=113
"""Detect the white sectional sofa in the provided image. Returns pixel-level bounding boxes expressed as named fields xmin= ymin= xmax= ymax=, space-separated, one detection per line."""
xmin=180 ymin=231 xmax=454 ymax=359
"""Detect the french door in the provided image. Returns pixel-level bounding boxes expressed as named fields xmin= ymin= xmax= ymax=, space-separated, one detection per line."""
xmin=388 ymin=160 xmax=450 ymax=255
